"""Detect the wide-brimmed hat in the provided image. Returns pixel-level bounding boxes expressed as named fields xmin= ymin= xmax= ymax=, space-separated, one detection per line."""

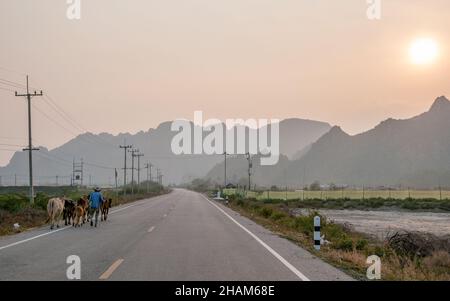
xmin=94 ymin=187 xmax=101 ymax=192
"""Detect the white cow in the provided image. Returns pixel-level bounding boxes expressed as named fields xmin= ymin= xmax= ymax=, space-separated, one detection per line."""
xmin=47 ymin=198 xmax=65 ymax=230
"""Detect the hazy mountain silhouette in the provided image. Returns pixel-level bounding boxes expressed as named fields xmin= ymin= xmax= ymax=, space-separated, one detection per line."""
xmin=206 ymin=96 xmax=450 ymax=189
xmin=288 ymin=96 xmax=450 ymax=188
xmin=0 ymin=118 xmax=330 ymax=186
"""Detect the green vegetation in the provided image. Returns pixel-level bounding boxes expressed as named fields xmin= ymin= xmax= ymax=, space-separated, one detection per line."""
xmin=184 ymin=178 xmax=217 ymax=192
xmin=225 ymin=194 xmax=450 ymax=280
xmin=224 ymin=188 xmax=450 ymax=201
xmin=222 ymin=189 xmax=450 ymax=212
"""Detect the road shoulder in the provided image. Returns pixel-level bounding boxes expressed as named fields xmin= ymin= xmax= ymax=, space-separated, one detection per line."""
xmin=203 ymin=194 xmax=354 ymax=281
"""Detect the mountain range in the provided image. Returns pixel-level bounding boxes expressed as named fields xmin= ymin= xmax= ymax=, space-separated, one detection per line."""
xmin=2 ymin=96 xmax=449 ymax=189
xmin=206 ymin=96 xmax=450 ymax=189
xmin=0 ymin=118 xmax=330 ymax=186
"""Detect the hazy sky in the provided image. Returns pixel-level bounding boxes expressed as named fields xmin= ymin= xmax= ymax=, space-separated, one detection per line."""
xmin=1 ymin=0 xmax=449 ymax=166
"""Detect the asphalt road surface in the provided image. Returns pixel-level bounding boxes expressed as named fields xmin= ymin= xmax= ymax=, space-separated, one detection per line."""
xmin=0 ymin=189 xmax=353 ymax=281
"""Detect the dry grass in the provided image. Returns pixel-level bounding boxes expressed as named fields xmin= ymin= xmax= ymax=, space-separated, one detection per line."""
xmin=0 ymin=208 xmax=47 ymax=236
xmin=228 ymin=199 xmax=450 ymax=281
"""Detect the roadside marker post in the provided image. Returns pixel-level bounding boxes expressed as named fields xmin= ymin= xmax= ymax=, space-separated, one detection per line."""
xmin=314 ymin=216 xmax=321 ymax=250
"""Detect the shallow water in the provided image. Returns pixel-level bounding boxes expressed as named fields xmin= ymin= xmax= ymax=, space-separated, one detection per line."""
xmin=293 ymin=208 xmax=450 ymax=238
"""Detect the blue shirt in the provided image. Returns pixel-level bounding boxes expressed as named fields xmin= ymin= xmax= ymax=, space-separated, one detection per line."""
xmin=89 ymin=191 xmax=103 ymax=209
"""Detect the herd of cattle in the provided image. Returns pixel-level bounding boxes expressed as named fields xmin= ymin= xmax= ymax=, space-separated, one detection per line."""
xmin=46 ymin=196 xmax=112 ymax=230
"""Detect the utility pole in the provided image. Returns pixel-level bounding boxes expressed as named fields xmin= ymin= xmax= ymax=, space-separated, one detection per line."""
xmin=223 ymin=151 xmax=227 ymax=188
xmin=156 ymin=168 xmax=163 ymax=185
xmin=136 ymin=152 xmax=144 ymax=193
xmin=246 ymin=152 xmax=252 ymax=192
xmin=114 ymin=168 xmax=118 ymax=190
xmin=15 ymin=75 xmax=43 ymax=204
xmin=15 ymin=174 xmax=17 ymax=186
xmin=119 ymin=143 xmax=132 ymax=195
xmin=144 ymin=162 xmax=152 ymax=193
xmin=129 ymin=149 xmax=139 ymax=195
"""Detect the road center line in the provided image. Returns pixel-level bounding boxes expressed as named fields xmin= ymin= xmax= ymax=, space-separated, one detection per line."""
xmin=148 ymin=226 xmax=155 ymax=233
xmin=0 ymin=203 xmax=138 ymax=251
xmin=99 ymin=259 xmax=124 ymax=280
xmin=201 ymin=195 xmax=310 ymax=281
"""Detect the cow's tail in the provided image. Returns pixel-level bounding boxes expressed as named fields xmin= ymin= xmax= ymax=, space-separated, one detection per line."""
xmin=45 ymin=199 xmax=53 ymax=223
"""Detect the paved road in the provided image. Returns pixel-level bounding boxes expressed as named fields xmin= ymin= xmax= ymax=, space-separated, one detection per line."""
xmin=0 ymin=189 xmax=353 ymax=281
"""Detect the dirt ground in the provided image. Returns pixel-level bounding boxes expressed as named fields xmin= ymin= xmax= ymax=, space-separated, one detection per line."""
xmin=293 ymin=208 xmax=450 ymax=238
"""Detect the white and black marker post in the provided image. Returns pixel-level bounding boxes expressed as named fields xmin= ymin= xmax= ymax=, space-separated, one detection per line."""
xmin=314 ymin=216 xmax=321 ymax=250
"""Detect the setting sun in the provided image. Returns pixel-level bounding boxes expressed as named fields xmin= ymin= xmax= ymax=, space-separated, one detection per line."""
xmin=409 ymin=38 xmax=439 ymax=65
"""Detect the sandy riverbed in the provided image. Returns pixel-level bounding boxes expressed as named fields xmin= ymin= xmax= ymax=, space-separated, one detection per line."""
xmin=293 ymin=208 xmax=450 ymax=238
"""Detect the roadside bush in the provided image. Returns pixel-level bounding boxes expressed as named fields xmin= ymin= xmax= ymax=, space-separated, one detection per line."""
xmin=270 ymin=211 xmax=287 ymax=221
xmin=356 ymin=239 xmax=369 ymax=251
xmin=279 ymin=216 xmax=296 ymax=228
xmin=259 ymin=207 xmax=273 ymax=218
xmin=33 ymin=193 xmax=49 ymax=211
xmin=335 ymin=237 xmax=354 ymax=251
xmin=250 ymin=203 xmax=262 ymax=212
xmin=366 ymin=198 xmax=384 ymax=208
xmin=323 ymin=223 xmax=346 ymax=241
xmin=401 ymin=201 xmax=420 ymax=210
xmin=438 ymin=202 xmax=450 ymax=211
xmin=294 ymin=215 xmax=314 ymax=235
xmin=0 ymin=194 xmax=28 ymax=213
xmin=235 ymin=199 xmax=244 ymax=207
xmin=371 ymin=245 xmax=387 ymax=258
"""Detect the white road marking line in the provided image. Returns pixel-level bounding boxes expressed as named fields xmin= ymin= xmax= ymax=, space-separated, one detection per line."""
xmin=0 ymin=204 xmax=138 ymax=251
xmin=99 ymin=259 xmax=124 ymax=280
xmin=201 ymin=195 xmax=311 ymax=281
xmin=0 ymin=226 xmax=70 ymax=251
xmin=109 ymin=204 xmax=136 ymax=214
xmin=148 ymin=226 xmax=155 ymax=233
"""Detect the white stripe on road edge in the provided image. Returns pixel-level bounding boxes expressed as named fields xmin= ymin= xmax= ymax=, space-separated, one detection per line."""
xmin=0 ymin=204 xmax=137 ymax=251
xmin=148 ymin=226 xmax=155 ymax=233
xmin=201 ymin=195 xmax=311 ymax=281
xmin=0 ymin=226 xmax=70 ymax=251
xmin=99 ymin=259 xmax=124 ymax=280
xmin=108 ymin=204 xmax=136 ymax=214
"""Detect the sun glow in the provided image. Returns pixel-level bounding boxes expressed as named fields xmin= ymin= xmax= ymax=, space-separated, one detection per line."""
xmin=409 ymin=38 xmax=439 ymax=65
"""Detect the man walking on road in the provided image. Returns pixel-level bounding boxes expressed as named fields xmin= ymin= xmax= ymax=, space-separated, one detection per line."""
xmin=88 ymin=187 xmax=104 ymax=227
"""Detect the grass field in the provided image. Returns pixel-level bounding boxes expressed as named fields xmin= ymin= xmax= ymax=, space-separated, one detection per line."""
xmin=223 ymin=188 xmax=450 ymax=200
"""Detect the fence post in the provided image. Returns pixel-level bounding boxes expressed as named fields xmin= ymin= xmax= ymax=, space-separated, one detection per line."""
xmin=314 ymin=216 xmax=321 ymax=250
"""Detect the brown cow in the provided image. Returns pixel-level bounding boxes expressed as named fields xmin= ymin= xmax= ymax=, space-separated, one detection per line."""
xmin=73 ymin=205 xmax=84 ymax=227
xmin=47 ymin=197 xmax=65 ymax=230
xmin=77 ymin=196 xmax=89 ymax=224
xmin=101 ymin=198 xmax=112 ymax=221
xmin=63 ymin=199 xmax=75 ymax=226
